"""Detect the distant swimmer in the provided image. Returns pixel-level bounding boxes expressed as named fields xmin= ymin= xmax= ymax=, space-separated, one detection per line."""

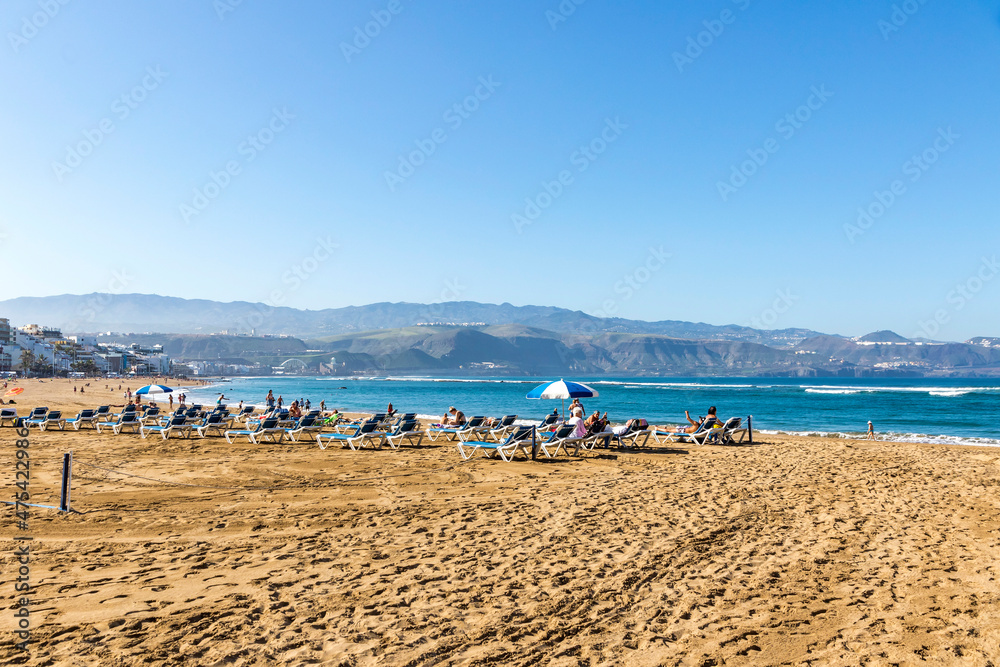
xmin=866 ymin=420 xmax=876 ymax=440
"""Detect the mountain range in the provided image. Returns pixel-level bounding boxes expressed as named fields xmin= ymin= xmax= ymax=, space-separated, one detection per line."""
xmin=0 ymin=293 xmax=826 ymax=346
xmin=4 ymin=293 xmax=997 ymax=377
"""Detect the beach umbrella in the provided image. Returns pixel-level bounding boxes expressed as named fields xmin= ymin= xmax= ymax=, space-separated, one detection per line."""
xmin=135 ymin=384 xmax=175 ymax=395
xmin=526 ymin=379 xmax=599 ymax=418
xmin=4 ymin=387 xmax=24 ymax=397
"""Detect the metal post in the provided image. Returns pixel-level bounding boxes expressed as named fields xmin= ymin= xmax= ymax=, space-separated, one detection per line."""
xmin=747 ymin=415 xmax=753 ymax=445
xmin=59 ymin=451 xmax=72 ymax=512
xmin=531 ymin=425 xmax=537 ymax=460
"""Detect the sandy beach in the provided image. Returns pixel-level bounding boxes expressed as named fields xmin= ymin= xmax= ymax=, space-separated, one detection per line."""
xmin=2 ymin=380 xmax=999 ymax=665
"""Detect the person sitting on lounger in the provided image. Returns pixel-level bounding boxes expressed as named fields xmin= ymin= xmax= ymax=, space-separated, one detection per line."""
xmin=288 ymin=401 xmax=302 ymax=419
xmin=441 ymin=406 xmax=466 ymax=426
xmin=681 ymin=406 xmax=722 ymax=433
xmin=585 ymin=411 xmax=609 ymax=435
xmin=567 ymin=409 xmax=588 ymax=438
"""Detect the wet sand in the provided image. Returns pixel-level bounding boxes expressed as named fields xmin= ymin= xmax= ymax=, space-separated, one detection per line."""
xmin=2 ymin=380 xmax=999 ymax=665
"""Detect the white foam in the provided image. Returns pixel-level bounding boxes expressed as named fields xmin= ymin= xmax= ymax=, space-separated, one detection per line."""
xmin=758 ymin=429 xmax=1000 ymax=449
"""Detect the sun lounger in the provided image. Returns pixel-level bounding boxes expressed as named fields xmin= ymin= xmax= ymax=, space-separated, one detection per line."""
xmin=386 ymin=413 xmax=417 ymax=431
xmin=223 ymin=417 xmax=285 ymax=445
xmin=536 ymin=424 xmax=581 ymax=458
xmin=141 ymin=415 xmax=194 ymax=440
xmin=385 ymin=420 xmax=425 ymax=449
xmin=94 ymin=405 xmax=112 ymax=422
xmin=97 ymin=413 xmax=142 ymax=435
xmin=0 ymin=408 xmax=17 ymax=427
xmin=427 ymin=416 xmax=487 ymax=442
xmin=26 ymin=407 xmax=48 ymax=421
xmin=111 ymin=404 xmax=137 ymax=420
xmin=717 ymin=417 xmax=749 ymax=445
xmin=224 ymin=417 xmax=284 ymax=444
xmin=578 ymin=430 xmax=616 ymax=453
xmin=456 ymin=426 xmax=534 ymax=462
xmin=653 ymin=419 xmax=724 ymax=446
xmin=66 ymin=409 xmax=99 ymax=430
xmin=617 ymin=427 xmax=652 ymax=449
xmin=538 ymin=413 xmax=559 ymax=428
xmin=139 ymin=407 xmax=162 ymax=425
xmin=487 ymin=415 xmax=518 ymax=441
xmin=36 ymin=410 xmax=66 ymax=431
xmin=195 ymin=413 xmax=228 ymax=438
xmin=285 ymin=415 xmax=324 ymax=442
xmin=316 ymin=421 xmax=385 ymax=450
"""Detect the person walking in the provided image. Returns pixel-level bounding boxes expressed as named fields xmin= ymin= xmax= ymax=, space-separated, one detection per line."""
xmin=866 ymin=420 xmax=876 ymax=440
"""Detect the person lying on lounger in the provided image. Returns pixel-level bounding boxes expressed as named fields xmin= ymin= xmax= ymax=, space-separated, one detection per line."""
xmin=681 ymin=406 xmax=722 ymax=433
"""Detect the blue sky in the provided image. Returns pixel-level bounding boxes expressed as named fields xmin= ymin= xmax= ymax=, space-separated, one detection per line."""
xmin=2 ymin=0 xmax=999 ymax=341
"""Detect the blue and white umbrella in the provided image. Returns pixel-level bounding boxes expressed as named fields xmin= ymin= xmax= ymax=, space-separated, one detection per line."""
xmin=526 ymin=379 xmax=599 ymax=399
xmin=526 ymin=379 xmax=599 ymax=418
xmin=135 ymin=384 xmax=175 ymax=395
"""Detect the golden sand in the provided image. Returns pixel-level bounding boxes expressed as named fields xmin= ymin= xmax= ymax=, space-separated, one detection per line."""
xmin=1 ymin=379 xmax=999 ymax=665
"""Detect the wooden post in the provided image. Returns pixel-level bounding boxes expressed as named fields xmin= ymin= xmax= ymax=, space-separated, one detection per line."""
xmin=59 ymin=451 xmax=72 ymax=512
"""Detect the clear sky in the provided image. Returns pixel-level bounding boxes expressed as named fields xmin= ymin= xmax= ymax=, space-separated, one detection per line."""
xmin=2 ymin=0 xmax=999 ymax=341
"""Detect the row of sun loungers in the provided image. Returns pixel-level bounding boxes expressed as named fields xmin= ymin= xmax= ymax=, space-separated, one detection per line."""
xmin=2 ymin=405 xmax=751 ymax=460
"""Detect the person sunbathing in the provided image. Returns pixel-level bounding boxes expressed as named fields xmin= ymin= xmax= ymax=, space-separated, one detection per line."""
xmin=585 ymin=411 xmax=609 ymax=435
xmin=681 ymin=406 xmax=722 ymax=433
xmin=441 ymin=406 xmax=466 ymax=426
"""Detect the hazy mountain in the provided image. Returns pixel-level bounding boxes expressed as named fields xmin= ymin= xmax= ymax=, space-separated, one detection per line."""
xmin=857 ymin=330 xmax=910 ymax=343
xmin=0 ymin=293 xmax=829 ymax=346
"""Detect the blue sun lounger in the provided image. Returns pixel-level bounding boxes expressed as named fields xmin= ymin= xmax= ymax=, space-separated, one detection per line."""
xmin=195 ymin=413 xmax=228 ymax=438
xmin=66 ymin=409 xmax=99 ymax=430
xmin=385 ymin=420 xmax=424 ymax=449
xmin=456 ymin=426 xmax=534 ymax=461
xmin=427 ymin=416 xmax=487 ymax=442
xmin=285 ymin=415 xmax=324 ymax=442
xmin=30 ymin=410 xmax=66 ymax=431
xmin=141 ymin=415 xmax=194 ymax=440
xmin=96 ymin=412 xmax=142 ymax=434
xmin=536 ymin=424 xmax=581 ymax=458
xmin=316 ymin=421 xmax=385 ymax=450
xmin=487 ymin=415 xmax=519 ymax=441
xmin=225 ymin=417 xmax=284 ymax=444
xmin=652 ymin=418 xmax=723 ymax=446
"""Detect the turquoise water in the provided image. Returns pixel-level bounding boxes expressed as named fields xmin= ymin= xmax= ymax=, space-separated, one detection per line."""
xmin=177 ymin=376 xmax=1000 ymax=447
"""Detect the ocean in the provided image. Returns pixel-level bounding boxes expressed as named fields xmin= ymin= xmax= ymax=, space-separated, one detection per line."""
xmin=173 ymin=376 xmax=1000 ymax=448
